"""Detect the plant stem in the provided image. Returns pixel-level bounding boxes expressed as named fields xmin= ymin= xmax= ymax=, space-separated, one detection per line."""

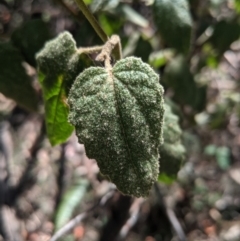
xmin=74 ymin=0 xmax=122 ymax=61
xmin=78 ymin=46 xmax=103 ymax=54
xmin=96 ymin=35 xmax=121 ymax=70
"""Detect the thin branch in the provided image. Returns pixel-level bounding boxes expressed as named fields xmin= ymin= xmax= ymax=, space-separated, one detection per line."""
xmin=78 ymin=46 xmax=103 ymax=55
xmin=56 ymin=0 xmax=122 ymax=60
xmin=165 ymin=207 xmax=187 ymax=241
xmin=50 ymin=212 xmax=87 ymax=241
xmin=117 ymin=198 xmax=144 ymax=240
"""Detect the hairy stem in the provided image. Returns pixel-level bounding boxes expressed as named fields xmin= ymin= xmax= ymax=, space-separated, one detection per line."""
xmin=96 ymin=35 xmax=121 ymax=69
xmin=78 ymin=46 xmax=103 ymax=54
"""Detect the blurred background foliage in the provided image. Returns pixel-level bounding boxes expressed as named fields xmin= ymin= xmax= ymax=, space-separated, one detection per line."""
xmin=1 ymin=0 xmax=240 ymax=240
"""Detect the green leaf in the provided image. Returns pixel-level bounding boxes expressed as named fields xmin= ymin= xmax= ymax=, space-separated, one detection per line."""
xmin=54 ymin=179 xmax=89 ymax=231
xmin=36 ymin=32 xmax=90 ymax=146
xmin=159 ymin=104 xmax=185 ymax=182
xmin=68 ymin=57 xmax=165 ymax=197
xmin=39 ymin=73 xmax=74 ymax=146
xmin=163 ymin=55 xmax=206 ymax=111
xmin=158 ymin=173 xmax=176 ymax=184
xmin=153 ymin=0 xmax=193 ymax=54
xmin=12 ymin=19 xmax=52 ymax=67
xmin=0 ymin=42 xmax=38 ymax=111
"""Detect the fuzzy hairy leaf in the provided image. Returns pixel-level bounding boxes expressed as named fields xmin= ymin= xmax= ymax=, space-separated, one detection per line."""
xmin=37 ymin=32 xmax=90 ymax=146
xmin=153 ymin=0 xmax=192 ymax=54
xmin=68 ymin=57 xmax=164 ymax=197
xmin=159 ymin=104 xmax=185 ymax=182
xmin=0 ymin=42 xmax=38 ymax=111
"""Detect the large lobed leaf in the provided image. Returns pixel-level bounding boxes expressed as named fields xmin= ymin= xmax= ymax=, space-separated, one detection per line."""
xmin=153 ymin=0 xmax=193 ymax=54
xmin=36 ymin=32 xmax=90 ymax=146
xmin=0 ymin=42 xmax=38 ymax=111
xmin=68 ymin=57 xmax=165 ymax=197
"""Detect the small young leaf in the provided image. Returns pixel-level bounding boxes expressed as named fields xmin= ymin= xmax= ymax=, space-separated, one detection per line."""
xmin=0 ymin=42 xmax=38 ymax=111
xmin=153 ymin=0 xmax=193 ymax=54
xmin=68 ymin=57 xmax=165 ymax=197
xmin=37 ymin=32 xmax=90 ymax=146
xmin=12 ymin=19 xmax=52 ymax=66
xmin=159 ymin=104 xmax=186 ymax=181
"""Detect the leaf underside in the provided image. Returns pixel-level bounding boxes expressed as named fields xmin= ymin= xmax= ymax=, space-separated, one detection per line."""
xmin=68 ymin=57 xmax=165 ymax=197
xmin=37 ymin=32 xmax=90 ymax=146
